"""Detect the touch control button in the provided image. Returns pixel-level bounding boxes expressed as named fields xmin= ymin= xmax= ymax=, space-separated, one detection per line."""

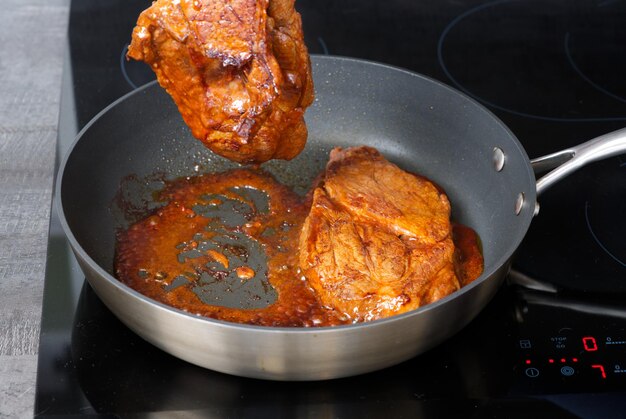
xmin=561 ymin=366 xmax=575 ymax=376
xmin=525 ymin=367 xmax=540 ymax=378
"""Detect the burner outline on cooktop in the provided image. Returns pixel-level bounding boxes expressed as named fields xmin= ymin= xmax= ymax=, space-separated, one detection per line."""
xmin=120 ymin=43 xmax=138 ymax=90
xmin=585 ymin=199 xmax=626 ymax=267
xmin=564 ymin=32 xmax=626 ymax=106
xmin=584 ymin=154 xmax=626 ymax=270
xmin=437 ymin=0 xmax=626 ymax=122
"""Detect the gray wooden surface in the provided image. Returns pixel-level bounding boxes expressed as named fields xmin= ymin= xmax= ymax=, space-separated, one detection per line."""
xmin=0 ymin=0 xmax=69 ymax=417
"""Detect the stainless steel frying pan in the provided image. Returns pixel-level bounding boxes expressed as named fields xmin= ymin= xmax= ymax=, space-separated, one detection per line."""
xmin=57 ymin=56 xmax=626 ymax=380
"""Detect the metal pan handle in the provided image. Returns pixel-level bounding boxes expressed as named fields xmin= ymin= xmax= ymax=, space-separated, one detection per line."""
xmin=531 ymin=127 xmax=626 ymax=196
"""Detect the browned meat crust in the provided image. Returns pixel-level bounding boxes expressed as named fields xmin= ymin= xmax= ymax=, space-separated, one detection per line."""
xmin=127 ymin=0 xmax=314 ymax=164
xmin=299 ymin=146 xmax=463 ymax=321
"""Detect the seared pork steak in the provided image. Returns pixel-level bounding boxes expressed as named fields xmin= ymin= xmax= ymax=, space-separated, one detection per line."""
xmin=299 ymin=147 xmax=461 ymax=321
xmin=127 ymin=0 xmax=314 ymax=164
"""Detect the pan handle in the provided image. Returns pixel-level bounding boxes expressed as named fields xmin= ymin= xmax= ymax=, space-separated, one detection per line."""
xmin=531 ymin=127 xmax=626 ymax=196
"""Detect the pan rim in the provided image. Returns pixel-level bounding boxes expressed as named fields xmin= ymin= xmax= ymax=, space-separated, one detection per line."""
xmin=56 ymin=54 xmax=536 ymax=335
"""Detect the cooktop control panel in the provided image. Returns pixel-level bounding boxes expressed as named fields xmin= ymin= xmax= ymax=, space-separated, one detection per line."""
xmin=514 ymin=290 xmax=626 ymax=394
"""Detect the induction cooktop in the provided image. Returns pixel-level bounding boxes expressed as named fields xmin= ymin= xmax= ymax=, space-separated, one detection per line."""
xmin=36 ymin=1 xmax=626 ymax=417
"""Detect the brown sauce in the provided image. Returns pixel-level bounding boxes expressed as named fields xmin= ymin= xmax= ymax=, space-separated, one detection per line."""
xmin=115 ymin=168 xmax=483 ymax=327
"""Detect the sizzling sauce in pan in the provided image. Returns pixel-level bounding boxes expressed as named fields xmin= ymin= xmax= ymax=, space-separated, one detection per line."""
xmin=115 ymin=169 xmax=482 ymax=327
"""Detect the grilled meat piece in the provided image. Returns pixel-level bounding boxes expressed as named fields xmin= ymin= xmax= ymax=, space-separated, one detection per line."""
xmin=127 ymin=0 xmax=314 ymax=164
xmin=299 ymin=147 xmax=461 ymax=322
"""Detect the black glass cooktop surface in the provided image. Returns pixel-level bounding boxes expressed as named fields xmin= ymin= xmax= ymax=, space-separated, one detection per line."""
xmin=36 ymin=0 xmax=626 ymax=417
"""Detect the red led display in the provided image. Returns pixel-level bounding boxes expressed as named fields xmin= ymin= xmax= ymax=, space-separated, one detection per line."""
xmin=582 ymin=336 xmax=598 ymax=352
xmin=591 ymin=364 xmax=607 ymax=379
xmin=547 ymin=358 xmax=579 ymax=364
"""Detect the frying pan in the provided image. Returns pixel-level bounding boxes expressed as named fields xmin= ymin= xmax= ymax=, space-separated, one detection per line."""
xmin=57 ymin=56 xmax=626 ymax=380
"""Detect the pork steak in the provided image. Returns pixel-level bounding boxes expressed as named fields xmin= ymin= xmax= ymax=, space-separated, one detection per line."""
xmin=298 ymin=146 xmax=461 ymax=322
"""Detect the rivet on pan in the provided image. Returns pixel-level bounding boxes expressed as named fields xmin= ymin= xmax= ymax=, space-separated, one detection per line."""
xmin=492 ymin=147 xmax=505 ymax=172
xmin=515 ymin=192 xmax=525 ymax=215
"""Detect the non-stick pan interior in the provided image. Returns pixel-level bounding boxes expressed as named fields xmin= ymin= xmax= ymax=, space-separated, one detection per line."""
xmin=59 ymin=56 xmax=536 ymax=296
